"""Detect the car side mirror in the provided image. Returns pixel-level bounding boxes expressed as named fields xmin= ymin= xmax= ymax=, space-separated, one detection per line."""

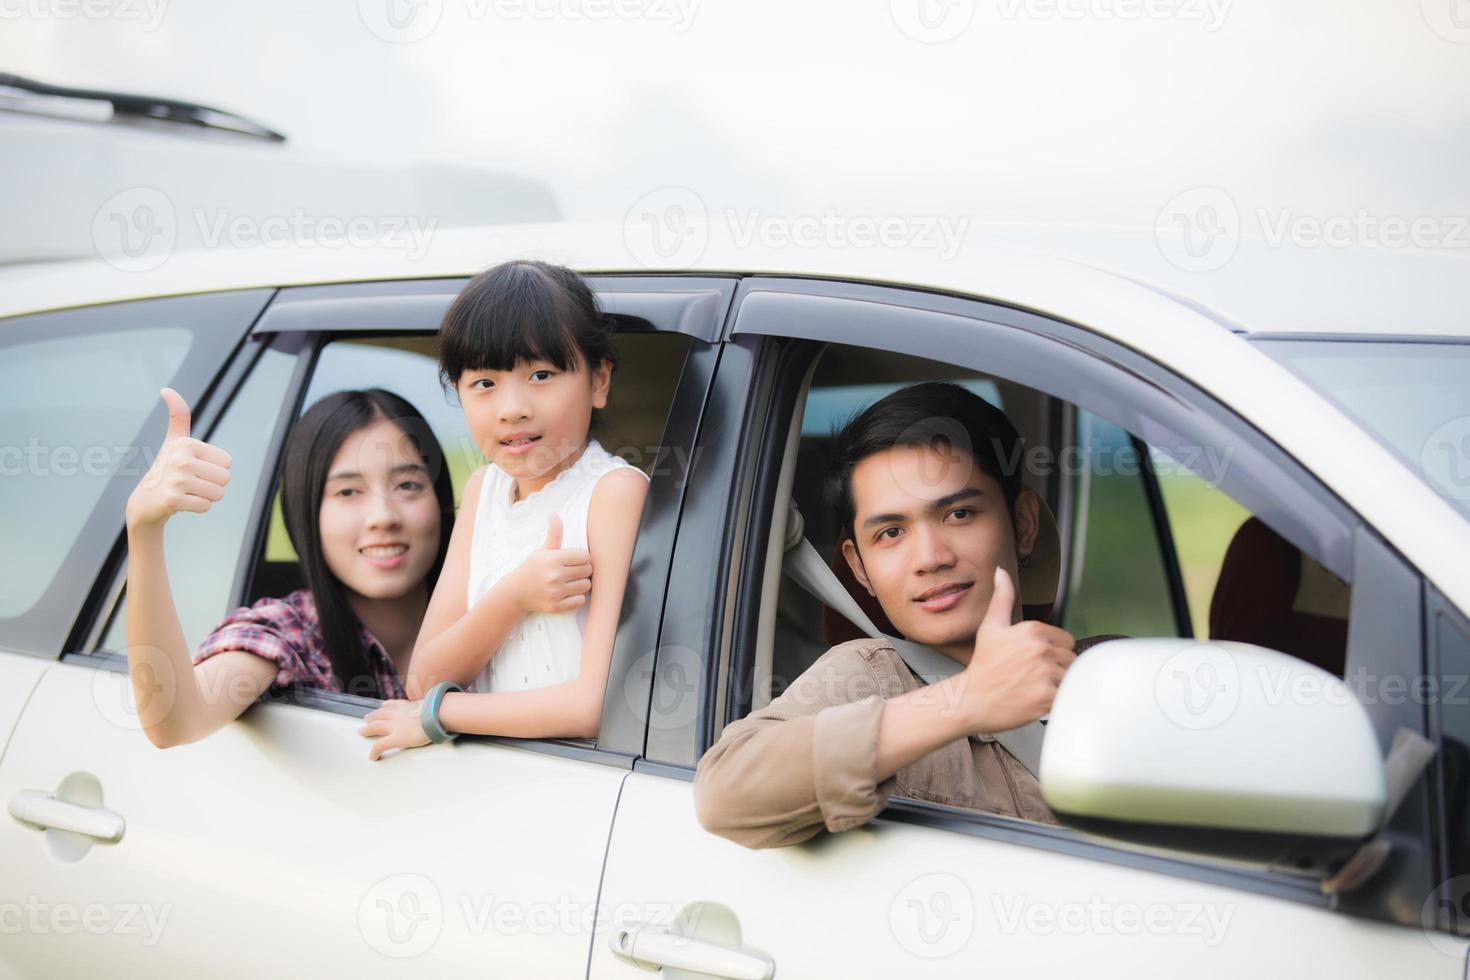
xmin=1040 ymin=639 xmax=1387 ymax=869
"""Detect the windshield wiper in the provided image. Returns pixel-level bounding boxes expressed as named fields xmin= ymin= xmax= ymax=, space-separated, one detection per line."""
xmin=0 ymin=72 xmax=285 ymax=142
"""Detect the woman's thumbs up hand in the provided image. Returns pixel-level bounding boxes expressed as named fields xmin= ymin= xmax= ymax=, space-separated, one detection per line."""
xmin=125 ymin=388 xmax=234 ymax=531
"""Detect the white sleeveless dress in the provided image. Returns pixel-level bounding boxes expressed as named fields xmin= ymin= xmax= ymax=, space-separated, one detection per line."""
xmin=465 ymin=439 xmax=642 ymax=694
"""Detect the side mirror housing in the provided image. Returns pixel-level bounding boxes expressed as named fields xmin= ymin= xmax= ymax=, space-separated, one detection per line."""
xmin=1040 ymin=639 xmax=1387 ymax=868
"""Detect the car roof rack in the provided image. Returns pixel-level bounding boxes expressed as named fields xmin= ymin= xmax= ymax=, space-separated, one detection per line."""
xmin=0 ymin=72 xmax=286 ymax=142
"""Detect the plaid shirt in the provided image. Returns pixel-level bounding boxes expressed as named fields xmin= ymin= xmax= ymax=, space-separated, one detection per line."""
xmin=193 ymin=588 xmax=405 ymax=700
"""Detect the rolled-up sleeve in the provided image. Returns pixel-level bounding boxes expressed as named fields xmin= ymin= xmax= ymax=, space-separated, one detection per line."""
xmin=192 ymin=597 xmax=309 ymax=689
xmin=693 ymin=647 xmax=897 ymax=849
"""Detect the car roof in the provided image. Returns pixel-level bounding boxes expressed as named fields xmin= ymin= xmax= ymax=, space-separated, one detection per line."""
xmin=2 ymin=219 xmax=1467 ymax=338
xmin=4 ymin=221 xmax=1468 ymax=612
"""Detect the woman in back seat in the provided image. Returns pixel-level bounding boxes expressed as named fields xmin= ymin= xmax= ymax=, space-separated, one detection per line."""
xmin=121 ymin=387 xmax=455 ymax=747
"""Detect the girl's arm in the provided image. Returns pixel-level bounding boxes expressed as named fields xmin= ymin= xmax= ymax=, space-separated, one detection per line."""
xmin=406 ymin=467 xmax=597 ymax=699
xmin=362 ymin=468 xmax=647 ymax=755
xmin=124 ymin=390 xmax=277 ymax=748
xmin=403 ymin=466 xmax=497 ymax=698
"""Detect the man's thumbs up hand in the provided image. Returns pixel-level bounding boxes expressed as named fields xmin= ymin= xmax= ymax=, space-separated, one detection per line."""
xmin=954 ymin=568 xmax=1077 ymax=736
xmin=125 ymin=389 xmax=233 ymax=531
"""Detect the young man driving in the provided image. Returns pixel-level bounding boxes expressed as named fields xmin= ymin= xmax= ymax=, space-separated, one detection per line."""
xmin=694 ymin=381 xmax=1103 ymax=848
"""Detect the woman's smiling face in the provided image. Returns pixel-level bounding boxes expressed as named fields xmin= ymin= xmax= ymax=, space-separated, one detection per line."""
xmin=317 ymin=418 xmax=443 ymax=601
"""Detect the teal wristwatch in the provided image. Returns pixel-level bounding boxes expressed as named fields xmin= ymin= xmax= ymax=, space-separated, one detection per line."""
xmin=421 ymin=681 xmax=463 ymax=744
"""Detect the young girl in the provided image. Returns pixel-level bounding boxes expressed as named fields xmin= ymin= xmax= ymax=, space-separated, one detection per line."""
xmin=125 ymin=387 xmax=454 ymax=747
xmin=358 ymin=260 xmax=649 ymax=759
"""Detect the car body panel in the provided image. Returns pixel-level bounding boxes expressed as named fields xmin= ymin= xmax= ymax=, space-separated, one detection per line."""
xmin=0 ymin=662 xmax=626 ymax=977
xmin=589 ymin=774 xmax=1467 ymax=978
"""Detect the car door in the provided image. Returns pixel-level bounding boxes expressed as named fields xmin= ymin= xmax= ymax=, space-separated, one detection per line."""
xmin=587 ymin=279 xmax=1467 ymax=978
xmin=0 ymin=276 xmax=733 ymax=977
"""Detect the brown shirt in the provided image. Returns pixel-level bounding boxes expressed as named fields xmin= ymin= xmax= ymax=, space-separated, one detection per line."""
xmin=693 ymin=636 xmax=1055 ymax=850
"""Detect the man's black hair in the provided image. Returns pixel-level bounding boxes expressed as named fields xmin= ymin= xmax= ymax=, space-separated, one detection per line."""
xmin=823 ymin=381 xmax=1025 ymax=544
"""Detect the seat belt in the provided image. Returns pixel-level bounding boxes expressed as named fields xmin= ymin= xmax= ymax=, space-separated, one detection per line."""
xmin=781 ymin=506 xmax=1046 ymax=778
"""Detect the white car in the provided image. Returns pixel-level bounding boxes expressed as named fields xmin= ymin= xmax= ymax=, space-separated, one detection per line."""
xmin=1 ymin=223 xmax=1468 ymax=977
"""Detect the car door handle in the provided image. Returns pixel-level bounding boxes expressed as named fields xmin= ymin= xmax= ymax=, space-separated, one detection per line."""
xmin=610 ymin=923 xmax=773 ymax=980
xmin=8 ymin=790 xmax=125 ymax=842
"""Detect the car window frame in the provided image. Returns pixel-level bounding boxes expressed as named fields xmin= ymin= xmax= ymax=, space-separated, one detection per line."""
xmin=650 ymin=275 xmax=1439 ymax=926
xmin=83 ymin=329 xmax=310 ymax=654
xmin=1 ymin=289 xmax=275 ymax=658
xmin=61 ymin=276 xmax=735 ymax=767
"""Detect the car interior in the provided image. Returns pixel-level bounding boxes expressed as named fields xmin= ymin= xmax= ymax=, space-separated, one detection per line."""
xmin=748 ymin=342 xmax=1352 ymax=727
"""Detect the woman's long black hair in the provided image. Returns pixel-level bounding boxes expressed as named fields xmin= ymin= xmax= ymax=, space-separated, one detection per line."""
xmin=278 ymin=389 xmax=454 ymax=697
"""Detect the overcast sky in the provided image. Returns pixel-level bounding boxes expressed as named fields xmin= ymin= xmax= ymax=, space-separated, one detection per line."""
xmin=6 ymin=0 xmax=1469 ymax=233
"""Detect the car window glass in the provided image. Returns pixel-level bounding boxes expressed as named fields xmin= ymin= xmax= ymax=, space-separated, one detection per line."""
xmin=1258 ymin=339 xmax=1470 ymax=518
xmin=0 ymin=327 xmax=192 ymax=618
xmin=99 ymin=344 xmax=297 ymax=652
xmin=1060 ymin=411 xmax=1179 ymax=639
xmin=1153 ymin=446 xmax=1251 ymax=638
xmin=256 ymin=331 xmax=691 ymax=595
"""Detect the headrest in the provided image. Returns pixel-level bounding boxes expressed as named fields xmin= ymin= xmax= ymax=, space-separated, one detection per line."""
xmin=1021 ymin=491 xmax=1062 ymax=607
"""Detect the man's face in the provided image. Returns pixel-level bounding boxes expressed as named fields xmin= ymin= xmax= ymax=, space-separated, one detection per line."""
xmin=841 ymin=442 xmax=1038 ymax=655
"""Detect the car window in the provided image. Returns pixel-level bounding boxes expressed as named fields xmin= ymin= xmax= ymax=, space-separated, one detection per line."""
xmin=98 ymin=342 xmax=298 ymax=652
xmin=1153 ymin=445 xmax=1251 ymax=638
xmin=765 ymin=345 xmax=1028 ymax=701
xmin=742 ymin=333 xmax=1358 ymax=834
xmin=254 ymin=331 xmax=692 ymax=591
xmin=0 ymin=326 xmax=192 ymax=619
xmin=1059 ymin=411 xmax=1179 ymax=640
xmin=1257 ymin=338 xmax=1470 ymax=518
xmin=258 ymin=335 xmax=480 ymax=574
xmin=1062 ymin=410 xmax=1347 ymax=671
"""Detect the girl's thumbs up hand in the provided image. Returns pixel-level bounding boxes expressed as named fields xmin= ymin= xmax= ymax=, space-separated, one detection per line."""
xmin=505 ymin=514 xmax=593 ymax=615
xmin=125 ymin=388 xmax=234 ymax=531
